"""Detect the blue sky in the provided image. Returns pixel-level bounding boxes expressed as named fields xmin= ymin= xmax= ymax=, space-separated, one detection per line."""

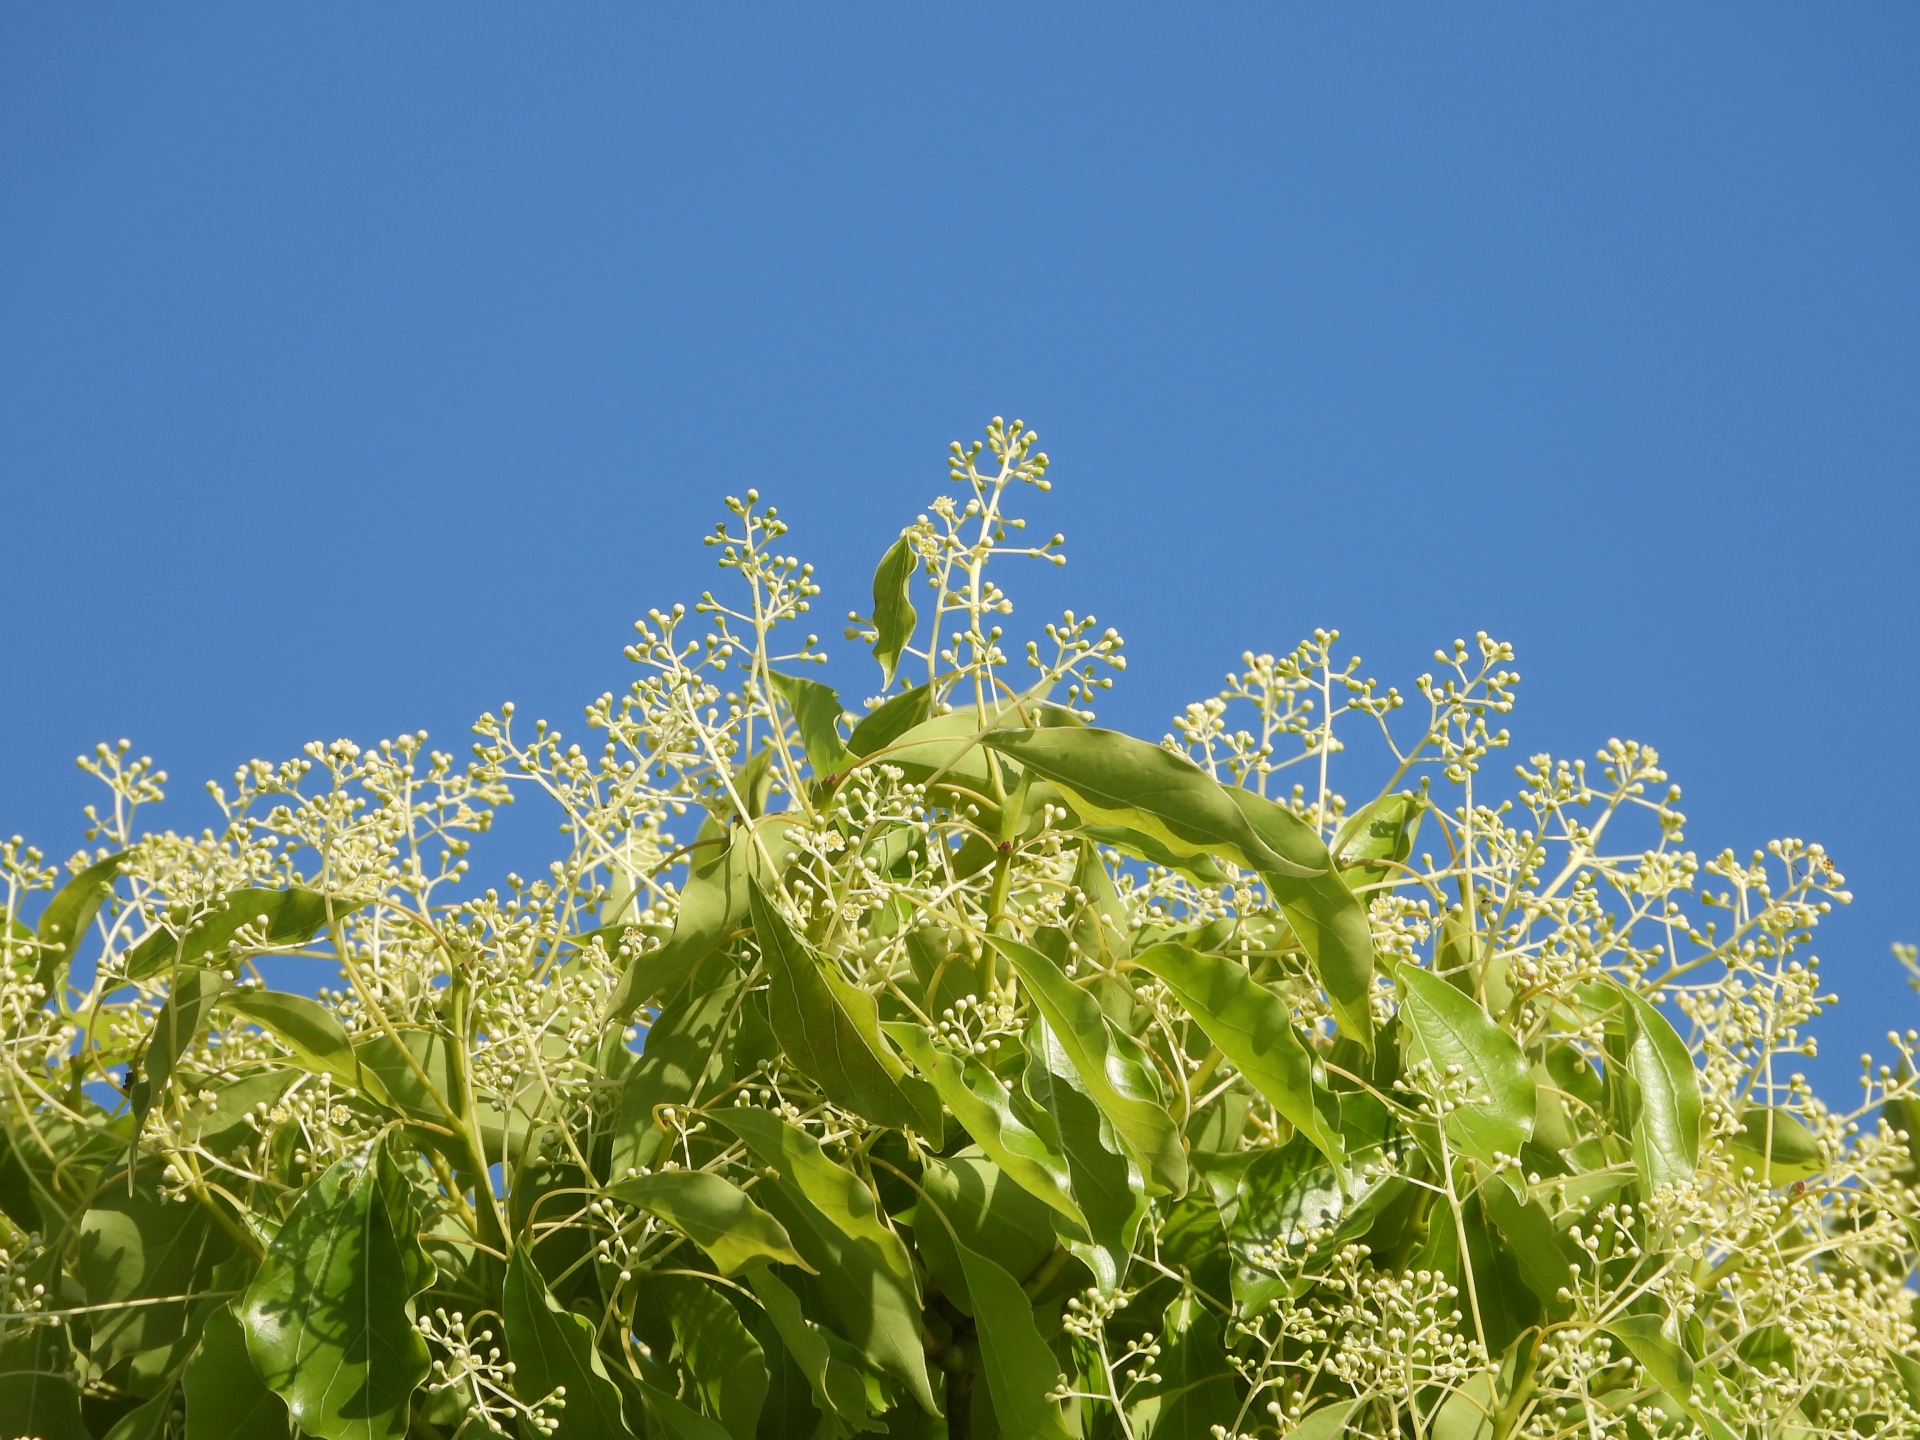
xmin=2 ymin=7 xmax=1915 ymax=1091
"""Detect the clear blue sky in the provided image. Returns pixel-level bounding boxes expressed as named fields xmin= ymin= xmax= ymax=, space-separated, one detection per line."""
xmin=3 ymin=7 xmax=1915 ymax=1091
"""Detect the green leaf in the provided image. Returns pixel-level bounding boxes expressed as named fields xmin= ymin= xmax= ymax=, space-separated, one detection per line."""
xmin=1605 ymin=1314 xmax=1694 ymax=1402
xmin=184 ymin=1302 xmax=293 ymax=1440
xmin=604 ymin=1171 xmax=811 ymax=1276
xmin=79 ymin=1167 xmax=236 ymax=1368
xmin=34 ymin=850 xmax=123 ymax=993
xmin=768 ymin=671 xmax=856 ymax=779
xmin=126 ymin=889 xmax=367 ymax=982
xmin=1482 ymin=1184 xmax=1577 ymax=1319
xmin=1396 ymin=963 xmax=1536 ymax=1171
xmin=0 ymin=1127 xmax=41 ymax=1234
xmin=1075 ymin=824 xmax=1228 ymax=886
xmin=741 ymin=1266 xmax=878 ymax=1436
xmin=609 ymin=978 xmax=744 ymax=1179
xmin=1133 ymin=940 xmax=1344 ymax=1168
xmin=748 ymin=878 xmax=932 ymax=1131
xmin=1286 ymin=1401 xmax=1363 ymax=1440
xmin=102 ymin=1388 xmax=174 ymax=1440
xmin=240 ymin=1142 xmax=434 ymax=1440
xmin=990 ymin=935 xmax=1187 ymax=1198
xmin=938 ymin=1231 xmax=1074 ymax=1440
xmin=651 ymin=1273 xmax=767 ymax=1440
xmin=637 ymin=1380 xmax=733 ymax=1440
xmin=868 ymin=535 xmax=919 ymax=686
xmin=221 ymin=987 xmax=390 ymax=1107
xmin=605 ymin=821 xmax=794 ymax=1024
xmin=1022 ymin=1018 xmax=1148 ymax=1290
xmin=1125 ymin=1288 xmax=1237 ymax=1440
xmin=980 ymin=726 xmax=1323 ymax=879
xmin=128 ymin=966 xmax=230 ymax=1140
xmin=1224 ymin=787 xmax=1377 ymax=1048
xmin=883 ymin=1022 xmax=1085 ymax=1232
xmin=710 ymin=1109 xmax=936 ymax=1416
xmin=0 ymin=1323 xmax=88 ymax=1440
xmin=1729 ymin=1106 xmax=1824 ymax=1185
xmin=846 ymin=684 xmax=932 ymax=758
xmin=1332 ymin=791 xmax=1423 ymax=891
xmin=911 ymin=1154 xmax=1060 ymax=1314
xmin=1613 ymin=981 xmax=1702 ymax=1191
xmin=503 ymin=1245 xmax=635 ymax=1440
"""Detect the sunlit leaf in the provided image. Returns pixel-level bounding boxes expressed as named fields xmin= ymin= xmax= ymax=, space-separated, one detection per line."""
xmin=768 ymin=671 xmax=855 ymax=779
xmin=910 ymin=1153 xmax=1059 ymax=1314
xmin=748 ymin=878 xmax=932 ymax=1131
xmin=711 ymin=1109 xmax=937 ymax=1416
xmin=1396 ymin=962 xmax=1535 ymax=1172
xmin=1134 ymin=940 xmax=1344 ymax=1167
xmin=240 ymin=1142 xmax=433 ymax=1440
xmin=34 ymin=850 xmax=123 ymax=993
xmin=868 ymin=535 xmax=919 ymax=686
xmin=1605 ymin=1313 xmax=1693 ymax=1403
xmin=742 ymin=1266 xmax=878 ymax=1436
xmin=128 ymin=965 xmax=229 ymax=1140
xmin=1021 ymin=1018 xmax=1147 ymax=1290
xmin=79 ymin=1165 xmax=236 ymax=1368
xmin=884 ymin=1021 xmax=1085 ymax=1232
xmin=605 ymin=821 xmax=795 ymax=1024
xmin=221 ymin=987 xmax=391 ymax=1108
xmin=1224 ymin=786 xmax=1376 ymax=1048
xmin=990 ymin=935 xmax=1186 ymax=1198
xmin=1613 ymin=981 xmax=1701 ymax=1191
xmin=126 ymin=888 xmax=367 ymax=982
xmin=650 ymin=1272 xmax=767 ymax=1440
xmin=1331 ymin=790 xmax=1423 ymax=891
xmin=846 ymin=683 xmax=932 ymax=758
xmin=1125 ymin=1288 xmax=1237 ymax=1440
xmin=1729 ymin=1106 xmax=1824 ymax=1186
xmin=609 ymin=977 xmax=743 ymax=1179
xmin=604 ymin=1170 xmax=810 ymax=1276
xmin=503 ymin=1245 xmax=634 ymax=1440
xmin=184 ymin=1302 xmax=292 ymax=1440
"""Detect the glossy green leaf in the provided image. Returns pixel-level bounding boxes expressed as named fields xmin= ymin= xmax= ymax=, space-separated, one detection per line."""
xmin=1614 ymin=981 xmax=1701 ymax=1190
xmin=1134 ymin=940 xmax=1344 ymax=1167
xmin=604 ymin=1170 xmax=810 ymax=1275
xmin=34 ymin=850 xmax=123 ymax=993
xmin=608 ymin=978 xmax=744 ymax=1178
xmin=741 ymin=1266 xmax=878 ymax=1436
xmin=651 ymin=1273 xmax=767 ymax=1440
xmin=1729 ymin=1106 xmax=1824 ymax=1185
xmin=221 ymin=987 xmax=390 ymax=1107
xmin=126 ymin=888 xmax=367 ymax=982
xmin=1605 ymin=1314 xmax=1693 ymax=1402
xmin=102 ymin=1388 xmax=174 ymax=1440
xmin=981 ymin=726 xmax=1322 ymax=879
xmin=1396 ymin=963 xmax=1535 ymax=1171
xmin=635 ymin=1380 xmax=731 ymax=1440
xmin=846 ymin=683 xmax=932 ymax=758
xmin=768 ymin=671 xmax=856 ymax=779
xmin=1075 ymin=824 xmax=1228 ymax=886
xmin=748 ymin=878 xmax=931 ymax=1131
xmin=79 ymin=1167 xmax=235 ymax=1368
xmin=605 ymin=821 xmax=793 ymax=1024
xmin=911 ymin=1154 xmax=1060 ymax=1314
xmin=990 ymin=935 xmax=1186 ymax=1198
xmin=1332 ymin=791 xmax=1423 ymax=890
xmin=884 ymin=1021 xmax=1084 ymax=1230
xmin=1224 ymin=786 xmax=1376 ymax=1047
xmin=1126 ymin=1289 xmax=1237 ymax=1440
xmin=129 ymin=966 xmax=229 ymax=1139
xmin=1022 ymin=1018 xmax=1148 ymax=1290
xmin=711 ymin=1109 xmax=936 ymax=1416
xmin=1287 ymin=1401 xmax=1363 ymax=1440
xmin=942 ymin=1233 xmax=1073 ymax=1440
xmin=184 ymin=1302 xmax=292 ymax=1440
xmin=0 ymin=1323 xmax=88 ymax=1440
xmin=868 ymin=535 xmax=918 ymax=686
xmin=503 ymin=1245 xmax=634 ymax=1440
xmin=240 ymin=1143 xmax=433 ymax=1440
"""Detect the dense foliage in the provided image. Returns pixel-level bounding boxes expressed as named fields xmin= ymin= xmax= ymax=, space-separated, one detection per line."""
xmin=3 ymin=417 xmax=1918 ymax=1440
